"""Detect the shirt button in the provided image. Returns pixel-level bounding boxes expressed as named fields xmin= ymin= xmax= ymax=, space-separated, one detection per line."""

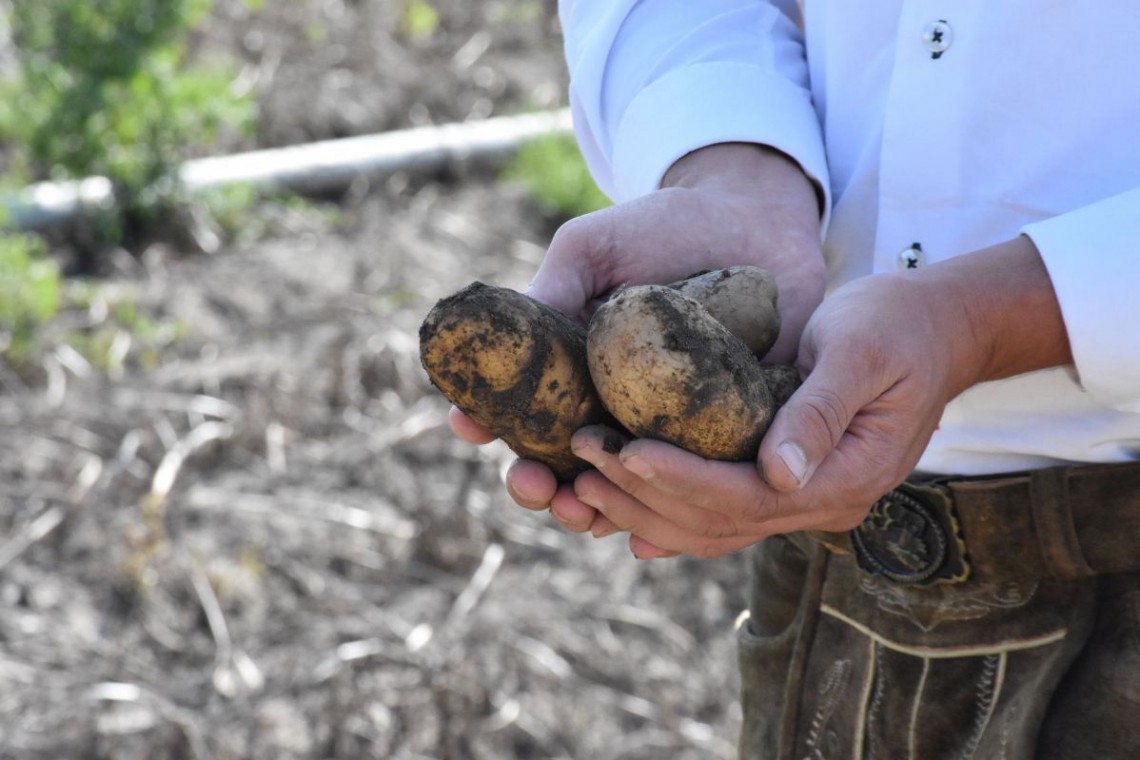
xmin=898 ymin=243 xmax=924 ymax=271
xmin=922 ymin=20 xmax=953 ymax=58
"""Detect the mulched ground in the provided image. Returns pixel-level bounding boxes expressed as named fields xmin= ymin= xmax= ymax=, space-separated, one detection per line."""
xmin=0 ymin=2 xmax=747 ymax=758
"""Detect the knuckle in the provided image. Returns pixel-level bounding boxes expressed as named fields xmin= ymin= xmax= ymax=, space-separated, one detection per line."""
xmin=553 ymin=210 xmax=614 ymax=261
xmin=550 ymin=214 xmax=590 ymax=248
xmin=610 ymin=519 xmax=634 ymax=535
xmin=800 ymin=387 xmax=852 ymax=446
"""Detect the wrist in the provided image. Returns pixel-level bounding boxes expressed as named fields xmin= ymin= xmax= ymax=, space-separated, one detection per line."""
xmin=660 ymin=142 xmax=823 ymax=222
xmin=915 ymin=236 xmax=1073 ymax=394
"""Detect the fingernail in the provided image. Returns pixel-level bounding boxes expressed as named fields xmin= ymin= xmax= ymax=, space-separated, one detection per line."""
xmin=621 ymin=455 xmax=654 ymax=481
xmin=775 ymin=441 xmax=809 ymax=487
xmin=630 ymin=535 xmax=655 ymax=560
xmin=593 ymin=523 xmax=618 ymax=539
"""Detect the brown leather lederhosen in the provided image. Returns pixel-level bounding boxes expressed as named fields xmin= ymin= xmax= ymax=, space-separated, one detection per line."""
xmin=737 ymin=461 xmax=1140 ymax=760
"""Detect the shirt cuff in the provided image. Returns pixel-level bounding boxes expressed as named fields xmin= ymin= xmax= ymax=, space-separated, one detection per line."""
xmin=607 ymin=60 xmax=831 ymax=230
xmin=1021 ymin=186 xmax=1140 ymax=413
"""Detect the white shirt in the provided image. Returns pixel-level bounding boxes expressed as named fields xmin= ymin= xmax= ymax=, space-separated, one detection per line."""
xmin=559 ymin=0 xmax=1140 ymax=476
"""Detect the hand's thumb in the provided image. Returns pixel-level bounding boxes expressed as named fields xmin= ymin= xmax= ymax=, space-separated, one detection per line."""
xmin=758 ymin=363 xmax=862 ymax=492
xmin=525 ymin=221 xmax=598 ymax=320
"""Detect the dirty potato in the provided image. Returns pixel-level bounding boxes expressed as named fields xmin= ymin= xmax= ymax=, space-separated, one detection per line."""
xmin=759 ymin=363 xmax=802 ymax=410
xmin=587 ymin=284 xmax=776 ymax=461
xmin=671 ymin=265 xmax=780 ymax=357
xmin=419 ymin=281 xmax=612 ymax=481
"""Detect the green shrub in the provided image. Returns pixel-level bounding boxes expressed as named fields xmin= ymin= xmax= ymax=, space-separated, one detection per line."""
xmin=0 ymin=232 xmax=59 ymax=362
xmin=503 ymin=133 xmax=611 ymax=220
xmin=0 ymin=0 xmax=257 ymax=241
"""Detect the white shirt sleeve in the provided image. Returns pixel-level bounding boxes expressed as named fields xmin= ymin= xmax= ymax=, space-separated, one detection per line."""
xmin=1021 ymin=186 xmax=1140 ymax=414
xmin=558 ymin=0 xmax=829 ymax=210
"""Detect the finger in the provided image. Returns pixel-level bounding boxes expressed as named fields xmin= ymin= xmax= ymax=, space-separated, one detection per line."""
xmin=574 ymin=470 xmax=746 ymax=558
xmin=505 ymin=459 xmax=559 ymax=510
xmin=570 ymin=425 xmax=634 ymax=475
xmin=629 ymin=535 xmax=680 ymax=560
xmin=572 ymin=427 xmax=732 ymax=535
xmin=771 ymin=400 xmax=940 ymax=530
xmin=449 ymin=406 xmax=497 ymax=444
xmin=589 ymin=513 xmax=621 ymax=539
xmin=575 ymin=432 xmax=822 ymax=550
xmin=757 ymin=352 xmax=874 ymax=493
xmin=550 ymin=485 xmax=599 ymax=532
xmin=615 ymin=438 xmax=793 ymax=525
xmin=612 ymin=423 xmax=893 ymax=536
xmin=572 ymin=471 xmax=688 ymax=550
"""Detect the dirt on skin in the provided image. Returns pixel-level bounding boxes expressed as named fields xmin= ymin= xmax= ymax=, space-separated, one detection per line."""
xmin=0 ymin=2 xmax=747 ymax=758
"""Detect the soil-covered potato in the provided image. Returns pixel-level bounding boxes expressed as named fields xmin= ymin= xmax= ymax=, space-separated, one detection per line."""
xmin=670 ymin=266 xmax=780 ymax=357
xmin=419 ymin=281 xmax=613 ymax=481
xmin=759 ymin=363 xmax=802 ymax=410
xmin=587 ymin=285 xmax=776 ymax=461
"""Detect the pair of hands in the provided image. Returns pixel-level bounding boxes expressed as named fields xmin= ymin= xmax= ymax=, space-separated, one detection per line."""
xmin=452 ymin=143 xmax=1069 ymax=560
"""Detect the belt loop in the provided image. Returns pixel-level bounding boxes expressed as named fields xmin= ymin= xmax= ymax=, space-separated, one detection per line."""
xmin=1029 ymin=466 xmax=1095 ymax=579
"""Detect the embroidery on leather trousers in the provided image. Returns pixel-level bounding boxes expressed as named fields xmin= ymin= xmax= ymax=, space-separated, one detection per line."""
xmin=802 ymin=659 xmax=853 ymax=760
xmin=857 ymin=575 xmax=1039 ymax=632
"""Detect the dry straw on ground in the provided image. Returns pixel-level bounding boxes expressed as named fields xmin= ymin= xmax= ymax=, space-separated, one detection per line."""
xmin=0 ymin=2 xmax=747 ymax=757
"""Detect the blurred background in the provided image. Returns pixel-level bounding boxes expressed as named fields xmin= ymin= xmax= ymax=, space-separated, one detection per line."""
xmin=0 ymin=2 xmax=745 ymax=758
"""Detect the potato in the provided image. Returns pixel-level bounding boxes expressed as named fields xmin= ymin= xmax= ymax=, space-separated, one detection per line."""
xmin=670 ymin=266 xmax=780 ymax=357
xmin=419 ymin=281 xmax=613 ymax=481
xmin=759 ymin=363 xmax=802 ymax=411
xmin=587 ymin=284 xmax=777 ymax=461
xmin=421 ymin=268 xmax=797 ymax=478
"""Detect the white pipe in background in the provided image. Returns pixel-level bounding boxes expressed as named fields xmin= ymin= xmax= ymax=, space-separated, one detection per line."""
xmin=5 ymin=108 xmax=573 ymax=232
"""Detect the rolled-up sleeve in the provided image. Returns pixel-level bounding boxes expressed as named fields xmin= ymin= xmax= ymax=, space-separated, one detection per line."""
xmin=1021 ymin=186 xmax=1140 ymax=413
xmin=559 ymin=0 xmax=829 ymax=210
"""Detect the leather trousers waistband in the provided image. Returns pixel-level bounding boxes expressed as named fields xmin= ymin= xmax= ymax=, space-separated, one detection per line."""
xmin=810 ymin=460 xmax=1140 ymax=587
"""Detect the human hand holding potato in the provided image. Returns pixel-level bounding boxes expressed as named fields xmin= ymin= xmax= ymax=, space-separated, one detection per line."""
xmin=425 ymin=266 xmax=798 ymax=541
xmin=449 ymin=143 xmax=826 ymax=533
xmin=571 ymin=236 xmax=1072 ymax=560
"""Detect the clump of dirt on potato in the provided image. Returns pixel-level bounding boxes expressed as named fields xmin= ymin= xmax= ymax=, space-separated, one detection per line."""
xmin=419 ymin=281 xmax=614 ymax=481
xmin=586 ymin=285 xmax=777 ymax=462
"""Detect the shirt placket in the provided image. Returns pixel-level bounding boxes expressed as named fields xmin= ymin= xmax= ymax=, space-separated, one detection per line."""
xmin=873 ymin=2 xmax=981 ymax=275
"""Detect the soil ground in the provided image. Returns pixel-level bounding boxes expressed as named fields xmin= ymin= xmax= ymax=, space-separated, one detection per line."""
xmin=0 ymin=2 xmax=746 ymax=757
